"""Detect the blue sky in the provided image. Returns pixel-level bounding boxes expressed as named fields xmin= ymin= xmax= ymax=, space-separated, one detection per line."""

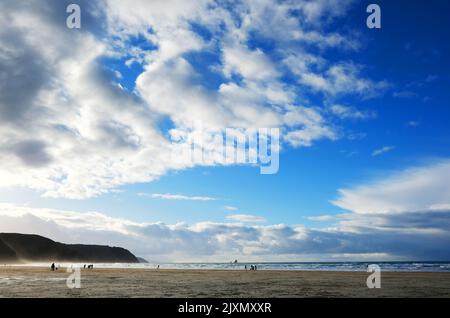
xmin=0 ymin=0 xmax=450 ymax=261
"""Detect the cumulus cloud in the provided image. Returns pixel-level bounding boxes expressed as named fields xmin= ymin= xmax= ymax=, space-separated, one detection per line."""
xmin=0 ymin=0 xmax=385 ymax=199
xmin=0 ymin=0 xmax=176 ymax=198
xmin=307 ymin=64 xmax=388 ymax=97
xmin=332 ymin=160 xmax=450 ymax=214
xmin=1 ymin=201 xmax=450 ymax=261
xmin=330 ymin=104 xmax=377 ymax=120
xmin=285 ymin=125 xmax=337 ymax=147
xmin=222 ymin=46 xmax=279 ymax=81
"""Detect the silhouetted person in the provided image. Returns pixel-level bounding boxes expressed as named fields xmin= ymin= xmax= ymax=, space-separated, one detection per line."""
xmin=51 ymin=263 xmax=55 ymax=271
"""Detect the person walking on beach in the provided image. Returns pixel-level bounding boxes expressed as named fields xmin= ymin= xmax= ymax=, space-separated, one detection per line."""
xmin=51 ymin=263 xmax=55 ymax=271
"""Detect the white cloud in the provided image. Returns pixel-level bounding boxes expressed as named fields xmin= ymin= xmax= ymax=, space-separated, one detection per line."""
xmin=372 ymin=146 xmax=395 ymax=157
xmin=330 ymin=104 xmax=377 ymax=120
xmin=0 ymin=1 xmax=182 ymax=199
xmin=222 ymin=46 xmax=279 ymax=81
xmin=0 ymin=0 xmax=385 ymax=198
xmin=226 ymin=214 xmax=267 ymax=223
xmin=143 ymin=193 xmax=216 ymax=201
xmin=332 ymin=160 xmax=450 ymax=214
xmin=286 ymin=125 xmax=337 ymax=147
xmin=307 ymin=63 xmax=388 ymax=97
xmin=296 ymin=0 xmax=356 ymax=24
xmin=285 ymin=57 xmax=388 ymax=97
xmin=224 ymin=206 xmax=238 ymax=211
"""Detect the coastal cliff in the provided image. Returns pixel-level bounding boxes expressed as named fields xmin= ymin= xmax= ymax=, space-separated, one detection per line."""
xmin=0 ymin=233 xmax=138 ymax=263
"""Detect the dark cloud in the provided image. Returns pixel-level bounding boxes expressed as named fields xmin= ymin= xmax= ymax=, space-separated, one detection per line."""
xmin=0 ymin=0 xmax=109 ymax=167
xmin=13 ymin=140 xmax=52 ymax=167
xmin=295 ymin=210 xmax=450 ymax=260
xmin=366 ymin=210 xmax=450 ymax=231
xmin=0 ymin=32 xmax=51 ymax=124
xmin=128 ymin=210 xmax=450 ymax=260
xmin=0 ymin=0 xmax=106 ymax=126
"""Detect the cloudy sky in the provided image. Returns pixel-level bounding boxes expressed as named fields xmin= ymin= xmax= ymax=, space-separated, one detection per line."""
xmin=0 ymin=0 xmax=449 ymax=262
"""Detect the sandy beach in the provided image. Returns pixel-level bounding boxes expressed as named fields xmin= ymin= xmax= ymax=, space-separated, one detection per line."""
xmin=0 ymin=266 xmax=449 ymax=298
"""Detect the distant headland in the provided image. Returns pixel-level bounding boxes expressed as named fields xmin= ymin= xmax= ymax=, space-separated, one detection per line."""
xmin=0 ymin=233 xmax=138 ymax=263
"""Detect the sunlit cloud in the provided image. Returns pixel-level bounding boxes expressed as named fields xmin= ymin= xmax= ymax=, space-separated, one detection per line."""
xmin=0 ymin=0 xmax=386 ymax=199
xmin=226 ymin=214 xmax=267 ymax=223
xmin=332 ymin=160 xmax=450 ymax=214
xmin=140 ymin=193 xmax=216 ymax=201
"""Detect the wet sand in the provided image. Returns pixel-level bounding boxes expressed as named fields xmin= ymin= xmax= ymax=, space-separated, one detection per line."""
xmin=1 ymin=266 xmax=449 ymax=297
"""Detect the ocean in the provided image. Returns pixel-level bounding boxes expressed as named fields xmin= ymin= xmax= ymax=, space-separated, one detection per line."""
xmin=23 ymin=261 xmax=450 ymax=272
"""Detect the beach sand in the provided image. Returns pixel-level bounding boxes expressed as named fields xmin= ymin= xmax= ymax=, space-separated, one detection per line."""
xmin=1 ymin=266 xmax=450 ymax=298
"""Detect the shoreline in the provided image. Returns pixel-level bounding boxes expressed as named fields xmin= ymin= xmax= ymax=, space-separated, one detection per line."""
xmin=2 ymin=262 xmax=450 ymax=273
xmin=1 ymin=266 xmax=450 ymax=297
xmin=1 ymin=264 xmax=450 ymax=274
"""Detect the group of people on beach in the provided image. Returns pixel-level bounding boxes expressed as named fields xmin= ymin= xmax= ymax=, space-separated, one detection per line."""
xmin=50 ymin=263 xmax=94 ymax=270
xmin=245 ymin=265 xmax=258 ymax=271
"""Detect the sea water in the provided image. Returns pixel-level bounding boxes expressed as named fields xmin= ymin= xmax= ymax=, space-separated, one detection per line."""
xmin=13 ymin=261 xmax=450 ymax=272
